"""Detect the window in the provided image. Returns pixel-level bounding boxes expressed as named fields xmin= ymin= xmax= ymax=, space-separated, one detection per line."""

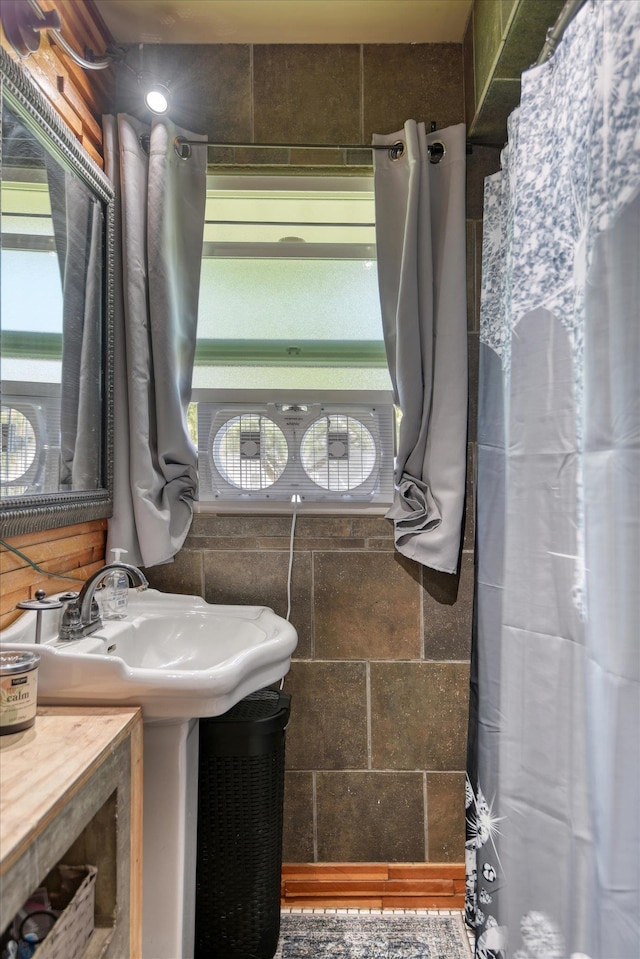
xmin=1 ymin=174 xmax=65 ymax=495
xmin=194 ymin=175 xmax=391 ymax=393
xmin=192 ymin=175 xmax=394 ymax=506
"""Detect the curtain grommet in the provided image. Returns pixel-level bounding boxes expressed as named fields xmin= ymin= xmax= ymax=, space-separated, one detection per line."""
xmin=428 ymin=141 xmax=446 ymax=164
xmin=388 ymin=140 xmax=405 ymax=161
xmin=174 ymin=136 xmax=192 ymax=159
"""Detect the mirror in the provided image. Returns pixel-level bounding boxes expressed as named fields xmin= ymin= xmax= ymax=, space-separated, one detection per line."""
xmin=0 ymin=47 xmax=114 ymax=537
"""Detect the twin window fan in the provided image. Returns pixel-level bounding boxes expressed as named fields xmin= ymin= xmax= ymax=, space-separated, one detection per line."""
xmin=196 ymin=396 xmax=395 ymax=505
xmin=1 ymin=389 xmax=61 ymax=496
xmin=1 ymin=393 xmax=396 ymax=506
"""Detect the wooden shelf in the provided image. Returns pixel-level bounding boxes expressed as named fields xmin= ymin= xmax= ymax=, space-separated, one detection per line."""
xmin=0 ymin=707 xmax=143 ymax=958
xmin=81 ymin=927 xmax=114 ymax=959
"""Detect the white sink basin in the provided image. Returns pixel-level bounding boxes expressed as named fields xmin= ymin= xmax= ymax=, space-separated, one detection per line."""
xmin=0 ymin=589 xmax=298 ymax=720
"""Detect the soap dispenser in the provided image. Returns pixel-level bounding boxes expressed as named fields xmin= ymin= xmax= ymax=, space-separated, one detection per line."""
xmin=102 ymin=548 xmax=129 ymax=620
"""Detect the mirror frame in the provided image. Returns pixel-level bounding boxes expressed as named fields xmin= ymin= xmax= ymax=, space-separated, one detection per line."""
xmin=0 ymin=47 xmax=114 ymax=538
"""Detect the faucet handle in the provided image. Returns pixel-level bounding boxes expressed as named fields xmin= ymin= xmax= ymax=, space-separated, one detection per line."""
xmin=59 ymin=600 xmax=84 ymax=641
xmin=59 ymin=592 xmax=79 ymax=602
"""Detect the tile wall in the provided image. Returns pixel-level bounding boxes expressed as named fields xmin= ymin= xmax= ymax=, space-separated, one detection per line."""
xmin=464 ymin=0 xmax=565 ymax=143
xmin=125 ymin=37 xmax=501 ymax=864
xmin=114 ymin=42 xmax=465 ymax=154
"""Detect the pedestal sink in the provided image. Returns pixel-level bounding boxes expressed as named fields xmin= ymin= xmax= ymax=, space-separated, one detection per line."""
xmin=1 ymin=588 xmax=298 ymax=959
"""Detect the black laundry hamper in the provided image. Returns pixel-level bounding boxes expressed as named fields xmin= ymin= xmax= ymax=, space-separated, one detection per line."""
xmin=195 ymin=688 xmax=291 ymax=959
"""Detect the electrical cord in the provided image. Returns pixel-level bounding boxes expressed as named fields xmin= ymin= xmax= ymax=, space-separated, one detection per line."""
xmin=0 ymin=538 xmax=86 ymax=583
xmin=285 ymin=496 xmax=299 ymax=622
xmin=279 ymin=496 xmax=299 ymax=692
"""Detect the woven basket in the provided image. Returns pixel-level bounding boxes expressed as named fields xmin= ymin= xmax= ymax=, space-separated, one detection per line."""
xmin=33 ymin=864 xmax=97 ymax=959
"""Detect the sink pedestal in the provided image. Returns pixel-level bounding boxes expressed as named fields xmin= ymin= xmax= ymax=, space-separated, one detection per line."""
xmin=142 ymin=719 xmax=199 ymax=959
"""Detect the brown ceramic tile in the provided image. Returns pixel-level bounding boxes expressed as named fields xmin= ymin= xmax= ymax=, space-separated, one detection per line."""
xmin=202 ymin=549 xmax=312 ymax=657
xmin=283 ymin=771 xmax=315 ymax=862
xmin=423 ymin=552 xmax=474 ymax=661
xmin=284 ymin=662 xmax=368 ymax=770
xmin=349 ymin=517 xmax=394 ymax=540
xmin=463 ymin=7 xmax=476 ymax=125
xmin=142 ymin=550 xmax=202 ymax=596
xmin=501 ymin=0 xmax=519 ymax=33
xmin=469 ymin=78 xmax=522 ymax=146
xmin=314 ymin=551 xmax=421 ymax=660
xmin=363 ymin=45 xmax=464 ymax=142
xmin=466 ymin=145 xmax=502 ymax=219
xmin=115 ymin=45 xmax=251 ymax=142
xmin=188 ymin=518 xmax=356 ymax=550
xmin=370 ymin=663 xmax=470 ymax=770
xmin=288 ymin=149 xmax=345 ymax=166
xmin=232 ymin=146 xmax=290 ymax=165
xmin=495 ymin=0 xmax=566 ymax=79
xmin=208 ymin=146 xmax=235 ymax=166
xmin=189 ymin=514 xmax=293 ymax=539
xmin=296 ymin=517 xmax=353 ymax=538
xmin=183 ymin=536 xmax=269 ymax=551
xmin=260 ymin=538 xmax=366 ymax=552
xmin=316 ymin=772 xmax=425 ymax=861
xmin=346 ymin=149 xmax=374 ymax=167
xmin=364 ymin=539 xmax=396 ymax=552
xmin=253 ymin=45 xmax=361 ymax=144
xmin=473 ymin=0 xmax=503 ymax=103
xmin=427 ymin=772 xmax=466 ymax=861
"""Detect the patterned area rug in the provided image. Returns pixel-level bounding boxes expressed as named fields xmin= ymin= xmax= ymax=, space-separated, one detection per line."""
xmin=274 ymin=912 xmax=473 ymax=958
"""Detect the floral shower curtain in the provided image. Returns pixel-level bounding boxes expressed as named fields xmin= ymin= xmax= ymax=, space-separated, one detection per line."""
xmin=466 ymin=2 xmax=640 ymax=957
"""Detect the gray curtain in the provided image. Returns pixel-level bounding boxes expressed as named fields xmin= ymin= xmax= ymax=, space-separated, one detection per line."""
xmin=48 ymin=167 xmax=103 ymax=490
xmin=103 ymin=114 xmax=206 ymax=567
xmin=373 ymin=121 xmax=467 ymax=574
xmin=467 ymin=2 xmax=640 ymax=956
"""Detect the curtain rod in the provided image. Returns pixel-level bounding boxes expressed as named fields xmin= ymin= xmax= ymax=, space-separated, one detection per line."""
xmin=166 ymin=136 xmax=473 ymax=163
xmin=536 ymin=0 xmax=588 ymax=65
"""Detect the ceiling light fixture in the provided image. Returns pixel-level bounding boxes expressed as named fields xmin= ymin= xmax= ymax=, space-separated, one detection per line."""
xmin=143 ymin=81 xmax=171 ymax=116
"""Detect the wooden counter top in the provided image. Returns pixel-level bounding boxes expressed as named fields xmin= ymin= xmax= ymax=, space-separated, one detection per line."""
xmin=0 ymin=706 xmax=143 ymax=957
xmin=0 ymin=706 xmax=141 ymax=875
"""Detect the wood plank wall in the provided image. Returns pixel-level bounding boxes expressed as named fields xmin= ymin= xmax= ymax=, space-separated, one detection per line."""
xmin=1 ymin=0 xmax=114 ymax=167
xmin=1 ymin=1 xmax=113 ymax=625
xmin=0 ymin=520 xmax=108 ymax=628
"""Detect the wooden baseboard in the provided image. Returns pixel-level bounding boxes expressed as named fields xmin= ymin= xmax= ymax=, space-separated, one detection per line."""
xmin=281 ymin=863 xmax=465 ymax=909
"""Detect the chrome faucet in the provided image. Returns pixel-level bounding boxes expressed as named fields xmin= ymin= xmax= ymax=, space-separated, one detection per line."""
xmin=58 ymin=562 xmax=149 ymax=641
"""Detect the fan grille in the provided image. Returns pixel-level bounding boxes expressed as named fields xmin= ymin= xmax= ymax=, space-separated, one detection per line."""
xmin=301 ymin=414 xmax=376 ymax=490
xmin=1 ymin=406 xmax=37 ymax=489
xmin=212 ymin=414 xmax=288 ymax=490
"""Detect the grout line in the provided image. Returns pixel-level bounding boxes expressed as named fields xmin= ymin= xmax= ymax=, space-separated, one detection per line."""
xmin=312 ymin=770 xmax=318 ymax=862
xmin=249 ymin=45 xmax=254 ymax=142
xmin=359 ymin=45 xmax=365 ymax=144
xmin=423 ymin=771 xmax=429 ymax=861
xmin=419 ymin=561 xmax=425 ymax=659
xmin=290 ymin=657 xmax=471 ymax=665
xmin=366 ymin=660 xmax=372 ymax=769
xmin=310 ymin=551 xmax=315 ymax=659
